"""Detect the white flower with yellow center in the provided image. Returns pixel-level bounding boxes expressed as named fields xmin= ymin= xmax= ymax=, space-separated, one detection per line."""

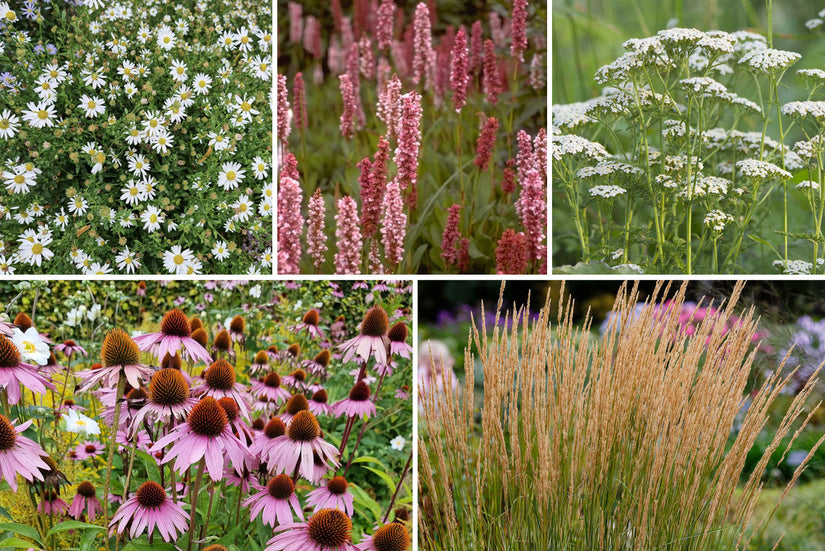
xmin=63 ymin=409 xmax=100 ymax=436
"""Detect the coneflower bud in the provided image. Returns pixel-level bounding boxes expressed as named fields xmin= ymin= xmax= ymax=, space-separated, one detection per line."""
xmin=307 ymin=189 xmax=328 ymax=271
xmin=440 ymin=204 xmax=462 ymax=267
xmin=380 ymin=179 xmax=407 ymax=268
xmin=450 ymin=27 xmax=469 ymax=112
xmin=412 ymin=2 xmax=432 ymax=85
xmin=277 ymin=74 xmax=291 ymax=142
xmin=376 ymin=0 xmax=396 ymax=50
xmin=495 ymin=229 xmax=529 ymax=274
xmin=14 ymin=312 xmax=32 ymax=330
xmin=394 ymin=91 xmax=422 ymax=208
xmin=474 ymin=117 xmax=499 ymax=171
xmin=276 ymin=176 xmax=304 ymax=274
xmin=511 ymin=0 xmax=528 ymax=62
xmin=334 ymin=196 xmax=363 ymax=275
xmin=482 ymin=39 xmax=501 ymax=105
xmin=288 ymin=2 xmax=303 ymax=44
xmin=293 ymin=72 xmax=307 ymax=130
xmin=339 ymin=74 xmax=357 ymax=140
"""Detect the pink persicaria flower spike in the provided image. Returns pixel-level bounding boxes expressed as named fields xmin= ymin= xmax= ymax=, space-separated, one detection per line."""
xmin=394 ymin=92 xmax=423 ymax=208
xmin=450 ymin=27 xmax=469 ymax=112
xmin=251 ymin=372 xmax=291 ymax=406
xmin=482 ymin=38 xmax=501 ymax=105
xmin=302 ymin=349 xmax=331 ymax=379
xmin=68 ymin=481 xmax=103 ymax=521
xmin=244 ymin=474 xmax=304 ymax=528
xmin=288 ymin=2 xmax=302 ymax=44
xmin=265 ymin=508 xmax=358 ymax=551
xmin=73 ymin=440 xmax=105 ymax=460
xmin=0 ymin=334 xmax=55 ymax=404
xmin=357 ymin=523 xmax=412 ymax=551
xmin=534 ymin=127 xmax=547 ymax=183
xmin=359 ymin=35 xmax=375 ymax=80
xmin=266 ymin=410 xmax=339 ymax=480
xmin=335 ymin=196 xmax=363 ymax=275
xmin=333 ymin=381 xmax=377 ymax=419
xmin=376 ymin=0 xmax=396 ymax=50
xmin=193 ymin=359 xmax=251 ymax=420
xmin=250 ymin=350 xmax=272 ymax=377
xmin=377 ymin=75 xmax=401 ymax=142
xmin=38 ymin=491 xmax=68 ymax=515
xmin=361 ymin=138 xmax=390 ymax=239
xmin=339 ymin=306 xmax=389 ymax=366
xmin=530 ymin=52 xmax=545 ymax=89
xmin=515 ymin=166 xmax=547 ymax=265
xmin=129 ymin=368 xmax=197 ymax=434
xmin=149 ymin=396 xmax=250 ymax=482
xmin=412 ymin=2 xmax=432 ymax=85
xmin=277 ymin=176 xmax=304 ymax=275
xmin=440 ymin=204 xmax=462 ymax=268
xmin=306 ymin=476 xmax=354 ymax=517
xmin=0 ymin=414 xmax=50 ymax=491
xmin=380 ymin=179 xmax=407 ymax=269
xmin=277 ymin=74 xmax=291 ymax=143
xmin=339 ymin=73 xmax=357 ymax=139
xmin=110 ymin=481 xmax=189 ymax=542
xmin=516 ymin=129 xmax=534 ymax=186
xmin=474 ymin=116 xmax=500 ymax=171
xmin=53 ymin=339 xmax=88 ymax=359
xmin=293 ymin=72 xmax=307 ymax=130
xmin=308 ymin=189 xmax=328 ymax=272
xmin=495 ymin=229 xmax=529 ymax=274
xmin=295 ymin=309 xmax=326 ymax=340
xmin=133 ymin=309 xmax=212 ymax=365
xmin=308 ymin=388 xmax=333 ymax=416
xmin=387 ymin=322 xmax=412 ymax=358
xmin=511 ymin=0 xmax=528 ymax=62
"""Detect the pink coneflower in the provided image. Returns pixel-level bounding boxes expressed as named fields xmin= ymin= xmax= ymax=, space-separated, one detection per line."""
xmin=129 ymin=368 xmax=197 ymax=432
xmin=339 ymin=307 xmax=389 ymax=366
xmin=412 ymin=2 xmax=432 ymax=85
xmin=394 ymin=92 xmax=423 ymax=208
xmin=511 ymin=0 xmax=528 ymax=62
xmin=0 ymin=334 xmax=55 ymax=404
xmin=193 ymin=359 xmax=251 ymax=420
xmin=277 ymin=176 xmax=304 ymax=275
xmin=482 ymin=39 xmax=501 ymax=104
xmin=77 ymin=329 xmax=154 ymax=393
xmin=376 ymin=0 xmax=396 ymax=50
xmin=496 ymin=229 xmax=529 ymax=274
xmin=376 ymin=75 xmax=401 ymax=142
xmin=69 ymin=481 xmax=103 ymax=521
xmin=335 ymin=196 xmax=363 ymax=274
xmin=387 ymin=322 xmax=412 ymax=358
xmin=54 ymin=339 xmax=88 ymax=359
xmin=149 ymin=397 xmax=250 ymax=482
xmin=302 ymin=349 xmax=331 ymax=378
xmin=266 ymin=345 xmax=282 ymax=362
xmin=228 ymin=315 xmax=246 ymax=345
xmin=306 ymin=476 xmax=354 ymax=516
xmin=73 ymin=440 xmax=105 ymax=460
xmin=212 ymin=329 xmax=235 ymax=362
xmin=265 ymin=508 xmax=357 ymax=551
xmin=110 ymin=481 xmax=189 ymax=542
xmin=250 ymin=350 xmax=272 ymax=377
xmin=440 ymin=204 xmax=462 ymax=268
xmin=381 ymin=179 xmax=407 ymax=269
xmin=474 ymin=116 xmax=499 ymax=171
xmin=0 ymin=415 xmax=50 ymax=491
xmin=251 ymin=372 xmax=291 ymax=406
xmin=282 ymin=369 xmax=308 ymax=392
xmin=267 ymin=411 xmax=339 ymax=480
xmin=339 ymin=74 xmax=357 ymax=140
xmin=277 ymin=74 xmax=291 ymax=143
xmin=218 ymin=396 xmax=254 ymax=448
xmin=331 ymin=316 xmax=347 ymax=342
xmin=133 ymin=309 xmax=212 ymax=365
xmin=293 ymin=72 xmax=307 ymax=131
xmin=244 ymin=474 xmax=304 ymax=528
xmin=136 ymin=281 xmax=147 ymax=297
xmin=357 ymin=523 xmax=411 ymax=551
xmin=295 ymin=310 xmax=326 ymax=340
xmin=333 ymin=381 xmax=377 ymax=419
xmin=395 ymin=386 xmax=410 ymax=400
xmin=38 ymin=490 xmax=69 ymax=515
xmin=250 ymin=416 xmax=286 ymax=466
xmin=225 ymin=461 xmax=262 ymax=494
xmin=308 ymin=388 xmax=333 ymax=416
xmin=308 ymin=189 xmax=329 ymax=272
xmin=450 ymin=27 xmax=469 ymax=112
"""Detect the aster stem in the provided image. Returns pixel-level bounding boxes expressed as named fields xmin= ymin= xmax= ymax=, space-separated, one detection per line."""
xmin=383 ymin=449 xmax=412 ymax=523
xmin=186 ymin=459 xmax=205 ymax=551
xmin=103 ymin=373 xmax=127 ymax=551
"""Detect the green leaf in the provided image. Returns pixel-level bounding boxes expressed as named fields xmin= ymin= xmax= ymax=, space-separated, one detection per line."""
xmin=0 ymin=536 xmax=43 ymax=549
xmin=746 ymin=233 xmax=782 ymax=258
xmin=121 ymin=541 xmax=178 ymax=551
xmin=137 ymin=450 xmax=160 ymax=483
xmin=0 ymin=523 xmax=43 ymax=545
xmin=45 ymin=521 xmax=104 ymax=538
xmin=349 ymin=483 xmax=382 ymax=524
xmin=79 ymin=528 xmax=99 ymax=551
xmin=362 ymin=465 xmax=397 ymax=495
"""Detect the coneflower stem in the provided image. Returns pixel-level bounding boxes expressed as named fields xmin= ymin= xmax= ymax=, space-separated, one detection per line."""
xmin=103 ymin=373 xmax=127 ymax=551
xmin=343 ymin=415 xmax=369 ymax=476
xmin=121 ymin=437 xmax=139 ymax=502
xmin=186 ymin=459 xmax=205 ymax=551
xmin=383 ymin=449 xmax=412 ymax=523
xmin=338 ymin=415 xmax=355 ymax=457
xmin=200 ymin=479 xmax=217 ymax=540
xmin=56 ymin=356 xmax=73 ymax=416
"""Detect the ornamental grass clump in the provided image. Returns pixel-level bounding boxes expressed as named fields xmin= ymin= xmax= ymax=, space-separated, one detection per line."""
xmin=420 ymin=281 xmax=825 ymax=550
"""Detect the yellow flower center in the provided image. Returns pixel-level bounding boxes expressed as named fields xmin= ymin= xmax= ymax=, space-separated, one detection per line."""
xmin=23 ymin=341 xmax=36 ymax=353
xmin=241 ymin=102 xmax=251 ymax=111
xmin=176 ymin=67 xmax=185 ymax=74
xmin=37 ymin=110 xmax=48 ymax=120
xmin=95 ymin=152 xmax=105 ymax=163
xmin=5 ymin=10 xmax=16 ymax=21
xmin=24 ymin=163 xmax=33 ymax=171
xmin=130 ymin=187 xmax=139 ymax=196
xmin=163 ymin=36 xmax=171 ymax=43
xmin=14 ymin=175 xmax=24 ymax=184
xmin=31 ymin=244 xmax=43 ymax=255
xmin=0 ymin=119 xmax=9 ymax=129
xmin=226 ymin=171 xmax=236 ymax=180
xmin=150 ymin=214 xmax=158 ymax=223
xmin=87 ymin=101 xmax=96 ymax=109
xmin=259 ymin=64 xmax=267 ymax=71
xmin=198 ymin=80 xmax=206 ymax=87
xmin=41 ymin=82 xmax=50 ymax=90
xmin=173 ymin=254 xmax=184 ymax=265
xmin=239 ymin=203 xmax=247 ymax=212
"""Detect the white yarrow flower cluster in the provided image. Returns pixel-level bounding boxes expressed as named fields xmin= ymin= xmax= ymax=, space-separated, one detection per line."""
xmin=736 ymin=159 xmax=791 ymax=180
xmin=703 ymin=209 xmax=733 ymax=232
xmin=590 ymin=185 xmax=627 ymax=199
